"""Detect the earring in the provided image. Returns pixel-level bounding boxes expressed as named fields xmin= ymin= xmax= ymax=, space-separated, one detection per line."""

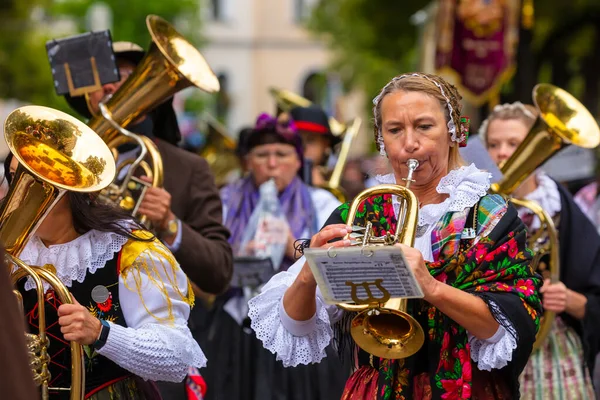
xmin=458 ymin=117 xmax=470 ymax=148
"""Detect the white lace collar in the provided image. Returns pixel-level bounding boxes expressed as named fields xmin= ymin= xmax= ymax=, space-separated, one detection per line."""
xmin=19 ymin=229 xmax=129 ymax=291
xmin=519 ymin=171 xmax=561 ymax=229
xmin=374 ymin=163 xmax=491 ymax=228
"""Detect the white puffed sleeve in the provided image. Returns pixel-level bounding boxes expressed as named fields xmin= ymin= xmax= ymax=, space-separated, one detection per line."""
xmin=248 ymin=256 xmax=343 ymax=367
xmin=96 ymin=247 xmax=206 ymax=382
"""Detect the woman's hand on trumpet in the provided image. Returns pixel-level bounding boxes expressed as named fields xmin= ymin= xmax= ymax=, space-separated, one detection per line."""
xmin=284 ymin=224 xmax=352 ymax=322
xmin=297 ymin=224 xmax=353 ymax=285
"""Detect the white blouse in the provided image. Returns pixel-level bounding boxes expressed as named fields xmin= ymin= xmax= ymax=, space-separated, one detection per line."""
xmin=18 ymin=228 xmax=206 ymax=382
xmin=248 ymin=164 xmax=516 ymax=371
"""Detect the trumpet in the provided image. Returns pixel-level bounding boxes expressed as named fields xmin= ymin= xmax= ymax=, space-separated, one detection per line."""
xmin=0 ymin=105 xmax=116 ymax=400
xmin=490 ymin=83 xmax=600 ymax=348
xmin=338 ymin=159 xmax=424 ymax=359
xmin=89 ymin=15 xmax=219 ymax=224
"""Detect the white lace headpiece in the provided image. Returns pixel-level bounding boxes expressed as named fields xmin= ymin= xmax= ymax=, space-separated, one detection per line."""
xmin=372 ymin=73 xmax=460 ymax=156
xmin=477 ymin=101 xmax=536 ymax=144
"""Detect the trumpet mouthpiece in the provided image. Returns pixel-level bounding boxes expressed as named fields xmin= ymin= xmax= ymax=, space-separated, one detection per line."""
xmin=407 ymin=159 xmax=419 ymax=171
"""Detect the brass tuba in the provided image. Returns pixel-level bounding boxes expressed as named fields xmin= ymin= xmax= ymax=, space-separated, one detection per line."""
xmin=269 ymin=87 xmax=357 ymax=201
xmin=509 ymin=198 xmax=559 ymax=350
xmin=490 ymin=83 xmax=600 ymax=348
xmin=338 ymin=159 xmax=425 ymax=359
xmin=0 ymin=105 xmax=116 ymax=400
xmin=88 ymin=15 xmax=220 ymax=223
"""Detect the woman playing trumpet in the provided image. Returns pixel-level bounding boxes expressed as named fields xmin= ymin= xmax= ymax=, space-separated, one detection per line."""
xmin=248 ymin=73 xmax=542 ymax=399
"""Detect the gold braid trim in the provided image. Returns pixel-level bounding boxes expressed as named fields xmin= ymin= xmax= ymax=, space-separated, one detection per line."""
xmin=119 ymin=230 xmax=195 ymax=325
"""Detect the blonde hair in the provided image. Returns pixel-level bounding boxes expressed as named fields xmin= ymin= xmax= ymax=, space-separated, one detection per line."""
xmin=479 ymin=102 xmax=538 ymax=146
xmin=372 ymin=73 xmax=466 ymax=170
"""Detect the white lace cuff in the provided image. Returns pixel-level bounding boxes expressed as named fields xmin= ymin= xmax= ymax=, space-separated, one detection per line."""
xmin=468 ymin=323 xmax=516 ymax=371
xmin=97 ymin=322 xmax=207 ymax=382
xmin=248 ymin=269 xmax=333 ymax=367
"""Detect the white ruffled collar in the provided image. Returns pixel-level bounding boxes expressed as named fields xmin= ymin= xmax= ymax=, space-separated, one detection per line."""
xmin=19 ymin=229 xmax=129 ymax=291
xmin=519 ymin=171 xmax=562 ymax=229
xmin=374 ymin=163 xmax=491 ymax=228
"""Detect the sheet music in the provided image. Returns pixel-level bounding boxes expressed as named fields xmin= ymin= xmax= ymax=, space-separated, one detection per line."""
xmin=303 ymin=246 xmax=424 ymax=305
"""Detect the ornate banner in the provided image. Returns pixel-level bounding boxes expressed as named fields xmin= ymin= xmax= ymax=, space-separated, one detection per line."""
xmin=434 ymin=0 xmax=521 ymax=105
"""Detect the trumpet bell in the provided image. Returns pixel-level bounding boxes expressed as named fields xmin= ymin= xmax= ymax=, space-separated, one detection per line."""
xmin=5 ymin=106 xmax=116 ymax=192
xmin=351 ymin=308 xmax=425 ymax=359
xmin=491 ymin=84 xmax=600 ymax=194
xmin=88 ymin=15 xmax=220 ymax=144
xmin=1 ymin=106 xmax=116 ymax=255
xmin=147 ymin=15 xmax=220 ymax=94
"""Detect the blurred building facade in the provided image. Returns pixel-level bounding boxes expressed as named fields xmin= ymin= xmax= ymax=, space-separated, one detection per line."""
xmin=199 ymin=0 xmax=369 ymax=155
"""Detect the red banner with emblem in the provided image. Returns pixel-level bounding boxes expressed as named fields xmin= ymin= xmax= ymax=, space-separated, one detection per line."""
xmin=434 ymin=0 xmax=521 ymax=105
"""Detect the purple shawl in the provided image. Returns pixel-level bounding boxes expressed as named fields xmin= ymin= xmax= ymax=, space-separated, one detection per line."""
xmin=221 ymin=175 xmax=317 ymax=271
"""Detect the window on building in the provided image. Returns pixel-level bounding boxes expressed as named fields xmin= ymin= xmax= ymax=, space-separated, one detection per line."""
xmin=210 ymin=0 xmax=223 ymax=21
xmin=215 ymin=73 xmax=230 ymax=122
xmin=294 ymin=0 xmax=317 ymax=23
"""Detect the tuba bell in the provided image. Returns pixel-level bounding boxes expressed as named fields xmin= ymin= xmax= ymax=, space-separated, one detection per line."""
xmin=337 ymin=159 xmax=425 ymax=359
xmin=88 ymin=15 xmax=220 ymax=224
xmin=0 ymin=105 xmax=116 ymax=400
xmin=490 ymin=83 xmax=600 ymax=348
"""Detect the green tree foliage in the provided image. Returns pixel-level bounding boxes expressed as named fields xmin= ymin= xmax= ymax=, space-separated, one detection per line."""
xmin=0 ymin=0 xmax=201 ymax=112
xmin=0 ymin=0 xmax=69 ymax=111
xmin=308 ymin=1 xmax=427 ymax=102
xmin=48 ymin=0 xmax=202 ymax=48
xmin=308 ymin=0 xmax=600 ymax=114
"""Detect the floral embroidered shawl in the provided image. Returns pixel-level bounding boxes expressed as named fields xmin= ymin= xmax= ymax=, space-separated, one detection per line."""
xmin=328 ymin=193 xmax=542 ymax=399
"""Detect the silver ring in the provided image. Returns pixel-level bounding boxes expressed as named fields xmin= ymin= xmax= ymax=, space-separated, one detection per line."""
xmin=327 ymin=247 xmax=337 ymax=258
xmin=361 ymin=247 xmax=374 ymax=257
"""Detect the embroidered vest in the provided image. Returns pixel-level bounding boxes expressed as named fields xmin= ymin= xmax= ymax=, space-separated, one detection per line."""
xmin=18 ymin=250 xmax=130 ymax=399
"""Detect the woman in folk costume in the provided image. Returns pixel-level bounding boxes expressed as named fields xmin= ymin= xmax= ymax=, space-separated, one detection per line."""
xmin=481 ymin=102 xmax=600 ymax=399
xmin=248 ymin=73 xmax=543 ymax=399
xmin=5 ymin=154 xmax=205 ymax=400
xmin=193 ymin=113 xmax=347 ymax=400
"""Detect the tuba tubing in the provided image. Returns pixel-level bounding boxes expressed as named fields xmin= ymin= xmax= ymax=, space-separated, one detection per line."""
xmin=87 ymin=15 xmax=220 ymax=144
xmin=87 ymin=15 xmax=217 ymax=224
xmin=490 ymin=83 xmax=600 ymax=194
xmin=509 ymin=198 xmax=559 ymax=350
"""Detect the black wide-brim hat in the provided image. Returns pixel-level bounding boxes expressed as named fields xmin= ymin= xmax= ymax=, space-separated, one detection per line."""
xmin=289 ymin=105 xmax=341 ymax=147
xmin=64 ymin=41 xmax=146 ymax=119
